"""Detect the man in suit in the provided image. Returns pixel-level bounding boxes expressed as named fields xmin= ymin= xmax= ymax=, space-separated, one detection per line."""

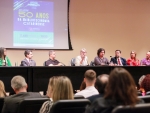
xmin=20 ymin=50 xmax=36 ymax=66
xmin=110 ymin=50 xmax=127 ymax=66
xmin=2 ymin=75 xmax=45 ymax=113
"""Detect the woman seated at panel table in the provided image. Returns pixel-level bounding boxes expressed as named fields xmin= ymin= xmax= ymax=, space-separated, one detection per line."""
xmin=126 ymin=51 xmax=140 ymax=66
xmin=94 ymin=48 xmax=109 ymax=66
xmin=0 ymin=47 xmax=11 ymax=66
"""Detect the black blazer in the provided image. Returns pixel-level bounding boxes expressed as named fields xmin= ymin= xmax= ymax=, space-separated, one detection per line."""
xmin=110 ymin=57 xmax=127 ymax=66
xmin=1 ymin=92 xmax=45 ymax=113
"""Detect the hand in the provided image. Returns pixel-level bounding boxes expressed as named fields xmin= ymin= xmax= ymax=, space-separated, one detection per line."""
xmin=49 ymin=64 xmax=53 ymax=66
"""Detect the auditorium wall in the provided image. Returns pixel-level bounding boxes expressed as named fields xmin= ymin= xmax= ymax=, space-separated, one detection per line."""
xmin=7 ymin=0 xmax=150 ymax=66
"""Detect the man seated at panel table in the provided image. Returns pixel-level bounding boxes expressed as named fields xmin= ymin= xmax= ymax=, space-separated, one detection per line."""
xmin=1 ymin=75 xmax=45 ymax=113
xmin=20 ymin=50 xmax=36 ymax=66
xmin=110 ymin=50 xmax=127 ymax=66
xmin=74 ymin=48 xmax=88 ymax=66
xmin=141 ymin=51 xmax=150 ymax=66
xmin=45 ymin=50 xmax=63 ymax=66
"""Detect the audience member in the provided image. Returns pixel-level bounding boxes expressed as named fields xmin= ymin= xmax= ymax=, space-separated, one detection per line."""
xmin=110 ymin=50 xmax=127 ymax=66
xmin=20 ymin=50 xmax=36 ymax=66
xmin=79 ymin=80 xmax=86 ymax=91
xmin=138 ymin=75 xmax=146 ymax=88
xmin=2 ymin=75 xmax=44 ymax=113
xmin=75 ymin=48 xmax=88 ymax=66
xmin=141 ymin=74 xmax=150 ymax=93
xmin=39 ymin=76 xmax=74 ymax=113
xmin=141 ymin=51 xmax=150 ymax=66
xmin=85 ymin=67 xmax=143 ymax=113
xmin=87 ymin=74 xmax=109 ymax=103
xmin=94 ymin=48 xmax=109 ymax=65
xmin=126 ymin=51 xmax=140 ymax=66
xmin=45 ymin=50 xmax=63 ymax=66
xmin=0 ymin=47 xmax=11 ymax=66
xmin=75 ymin=69 xmax=99 ymax=98
xmin=0 ymin=80 xmax=6 ymax=97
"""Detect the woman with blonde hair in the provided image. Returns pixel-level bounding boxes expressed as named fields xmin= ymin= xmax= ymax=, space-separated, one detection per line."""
xmin=39 ymin=76 xmax=74 ymax=113
xmin=0 ymin=80 xmax=6 ymax=97
xmin=127 ymin=51 xmax=140 ymax=66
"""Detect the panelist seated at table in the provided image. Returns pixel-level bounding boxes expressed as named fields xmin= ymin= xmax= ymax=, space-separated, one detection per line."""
xmin=20 ymin=50 xmax=36 ymax=66
xmin=94 ymin=48 xmax=109 ymax=66
xmin=110 ymin=50 xmax=127 ymax=66
xmin=74 ymin=48 xmax=88 ymax=66
xmin=141 ymin=51 xmax=150 ymax=66
xmin=126 ymin=51 xmax=140 ymax=66
xmin=45 ymin=50 xmax=63 ymax=66
xmin=0 ymin=47 xmax=11 ymax=66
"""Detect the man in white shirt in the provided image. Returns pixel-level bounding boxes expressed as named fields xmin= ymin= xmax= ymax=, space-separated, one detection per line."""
xmin=75 ymin=48 xmax=88 ymax=66
xmin=75 ymin=69 xmax=99 ymax=98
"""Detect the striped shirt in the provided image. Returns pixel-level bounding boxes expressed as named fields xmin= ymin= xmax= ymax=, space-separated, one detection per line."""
xmin=39 ymin=98 xmax=53 ymax=113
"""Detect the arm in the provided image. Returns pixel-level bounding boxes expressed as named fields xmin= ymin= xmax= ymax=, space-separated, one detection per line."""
xmin=6 ymin=57 xmax=11 ymax=66
xmin=123 ymin=58 xmax=127 ymax=66
xmin=94 ymin=57 xmax=101 ymax=65
xmin=74 ymin=57 xmax=81 ymax=66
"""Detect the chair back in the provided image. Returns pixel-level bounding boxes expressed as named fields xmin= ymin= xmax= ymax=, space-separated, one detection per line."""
xmin=70 ymin=58 xmax=75 ymax=66
xmin=0 ymin=98 xmax=4 ymax=113
xmin=112 ymin=103 xmax=150 ymax=113
xmin=50 ymin=99 xmax=91 ymax=113
xmin=90 ymin=61 xmax=95 ymax=66
xmin=138 ymin=95 xmax=150 ymax=103
xmin=18 ymin=98 xmax=48 ymax=113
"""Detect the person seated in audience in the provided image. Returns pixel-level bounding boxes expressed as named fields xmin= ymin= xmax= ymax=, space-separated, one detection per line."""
xmin=85 ymin=67 xmax=143 ymax=113
xmin=75 ymin=69 xmax=99 ymax=98
xmin=126 ymin=51 xmax=140 ymax=66
xmin=20 ymin=50 xmax=36 ymax=66
xmin=39 ymin=76 xmax=74 ymax=113
xmin=141 ymin=51 xmax=150 ymax=66
xmin=137 ymin=75 xmax=146 ymax=96
xmin=0 ymin=47 xmax=11 ymax=66
xmin=74 ymin=48 xmax=88 ymax=66
xmin=0 ymin=80 xmax=6 ymax=97
xmin=45 ymin=50 xmax=63 ymax=66
xmin=140 ymin=74 xmax=150 ymax=94
xmin=94 ymin=48 xmax=109 ymax=65
xmin=87 ymin=74 xmax=109 ymax=103
xmin=2 ymin=75 xmax=44 ymax=113
xmin=110 ymin=50 xmax=127 ymax=66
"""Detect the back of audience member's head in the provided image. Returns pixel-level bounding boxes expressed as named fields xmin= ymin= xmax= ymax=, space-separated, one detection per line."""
xmin=95 ymin=74 xmax=109 ymax=94
xmin=84 ymin=69 xmax=96 ymax=84
xmin=104 ymin=67 xmax=139 ymax=106
xmin=0 ymin=80 xmax=6 ymax=97
xmin=138 ymin=75 xmax=145 ymax=88
xmin=47 ymin=76 xmax=59 ymax=98
xmin=141 ymin=74 xmax=150 ymax=92
xmin=52 ymin=76 xmax=74 ymax=102
xmin=11 ymin=75 xmax=27 ymax=91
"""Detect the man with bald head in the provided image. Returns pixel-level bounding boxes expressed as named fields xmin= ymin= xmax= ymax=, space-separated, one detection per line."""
xmin=45 ymin=50 xmax=63 ymax=66
xmin=141 ymin=51 xmax=150 ymax=66
xmin=87 ymin=74 xmax=109 ymax=102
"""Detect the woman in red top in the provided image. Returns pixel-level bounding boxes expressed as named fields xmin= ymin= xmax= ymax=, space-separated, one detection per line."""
xmin=127 ymin=51 xmax=140 ymax=66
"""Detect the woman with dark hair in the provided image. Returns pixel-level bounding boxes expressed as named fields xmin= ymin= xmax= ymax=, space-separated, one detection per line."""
xmin=127 ymin=51 xmax=140 ymax=66
xmin=94 ymin=48 xmax=109 ymax=65
xmin=0 ymin=47 xmax=11 ymax=66
xmin=85 ymin=67 xmax=143 ymax=113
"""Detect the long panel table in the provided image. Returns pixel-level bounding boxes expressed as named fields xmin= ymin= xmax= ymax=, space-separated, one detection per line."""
xmin=0 ymin=66 xmax=149 ymax=94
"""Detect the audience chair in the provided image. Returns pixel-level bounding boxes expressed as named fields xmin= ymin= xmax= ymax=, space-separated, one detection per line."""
xmin=74 ymin=95 xmax=85 ymax=99
xmin=0 ymin=98 xmax=4 ymax=113
xmin=18 ymin=98 xmax=48 ymax=113
xmin=50 ymin=99 xmax=91 ymax=113
xmin=112 ymin=103 xmax=150 ymax=113
xmin=138 ymin=95 xmax=150 ymax=103
xmin=70 ymin=58 xmax=75 ymax=66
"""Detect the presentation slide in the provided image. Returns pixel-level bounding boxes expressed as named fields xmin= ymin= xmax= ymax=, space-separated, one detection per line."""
xmin=14 ymin=0 xmax=54 ymax=47
xmin=0 ymin=0 xmax=70 ymax=49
